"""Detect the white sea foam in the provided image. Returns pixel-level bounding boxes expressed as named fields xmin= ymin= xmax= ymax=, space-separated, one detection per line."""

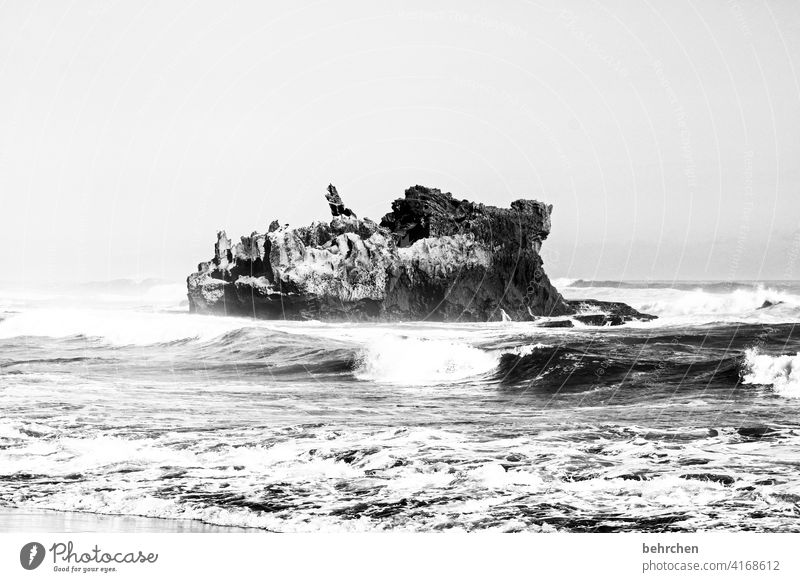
xmin=3 ymin=419 xmax=799 ymax=531
xmin=4 ymin=277 xmax=800 ymax=533
xmin=742 ymin=348 xmax=800 ymax=398
xmin=637 ymin=286 xmax=795 ymax=317
xmin=354 ymin=336 xmax=499 ymax=384
xmin=551 ymin=277 xmax=578 ymax=288
xmin=0 ymin=422 xmax=26 ymax=440
xmin=561 ymin=283 xmax=800 ymax=325
xmin=468 ymin=463 xmax=544 ymax=488
xmin=510 ymin=343 xmax=551 ymax=356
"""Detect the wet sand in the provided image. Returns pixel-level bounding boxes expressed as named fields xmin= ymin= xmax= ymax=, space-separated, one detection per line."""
xmin=0 ymin=508 xmax=258 ymax=533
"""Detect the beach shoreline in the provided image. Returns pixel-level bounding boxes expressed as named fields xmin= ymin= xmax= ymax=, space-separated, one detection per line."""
xmin=0 ymin=508 xmax=260 ymax=533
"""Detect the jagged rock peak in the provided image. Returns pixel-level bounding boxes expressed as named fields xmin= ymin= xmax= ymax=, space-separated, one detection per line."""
xmin=325 ymin=184 xmax=356 ymax=218
xmin=380 ymin=185 xmax=552 ymax=251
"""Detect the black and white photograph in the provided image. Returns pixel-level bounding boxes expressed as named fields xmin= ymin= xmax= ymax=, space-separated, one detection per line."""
xmin=1 ymin=0 xmax=799 ymax=578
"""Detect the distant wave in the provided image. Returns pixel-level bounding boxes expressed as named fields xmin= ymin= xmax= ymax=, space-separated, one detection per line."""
xmin=557 ymin=281 xmax=800 ymax=325
xmin=636 ymin=286 xmax=800 ymax=318
xmin=742 ymin=349 xmax=800 ymax=398
xmin=0 ymin=280 xmax=188 ymax=314
xmin=0 ymin=308 xmax=256 ymax=346
xmin=560 ymin=279 xmax=799 ymax=292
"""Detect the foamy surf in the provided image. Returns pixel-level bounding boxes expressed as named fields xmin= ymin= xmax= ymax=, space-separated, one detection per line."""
xmin=3 ymin=279 xmax=800 ymax=532
xmin=560 ymin=281 xmax=800 ymax=325
xmin=0 ymin=308 xmax=258 ymax=346
xmin=742 ymin=348 xmax=800 ymax=398
xmin=4 ymin=420 xmax=799 ymax=532
xmin=354 ymin=336 xmax=499 ymax=385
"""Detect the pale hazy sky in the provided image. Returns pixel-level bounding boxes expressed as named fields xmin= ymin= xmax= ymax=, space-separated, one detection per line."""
xmin=1 ymin=0 xmax=799 ymax=283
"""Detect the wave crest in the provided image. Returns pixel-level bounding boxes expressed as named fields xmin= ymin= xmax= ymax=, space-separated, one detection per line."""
xmin=742 ymin=348 xmax=800 ymax=398
xmin=638 ymin=286 xmax=796 ymax=317
xmin=354 ymin=336 xmax=498 ymax=385
xmin=560 ymin=282 xmax=800 ymax=324
xmin=0 ymin=308 xmax=254 ymax=346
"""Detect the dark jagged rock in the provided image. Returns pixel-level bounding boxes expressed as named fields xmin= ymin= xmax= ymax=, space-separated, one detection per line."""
xmin=376 ymin=185 xmax=568 ymax=320
xmin=534 ymin=319 xmax=575 ymax=328
xmin=736 ymin=426 xmax=780 ymax=439
xmin=568 ymin=299 xmax=657 ymax=326
xmin=187 ymin=185 xmax=656 ymax=324
xmin=325 ymin=184 xmax=356 ymax=218
xmin=678 ymin=473 xmax=736 ymax=486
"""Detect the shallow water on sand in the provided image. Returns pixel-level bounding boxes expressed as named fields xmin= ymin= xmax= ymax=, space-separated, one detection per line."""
xmin=1 ymin=280 xmax=800 ymax=532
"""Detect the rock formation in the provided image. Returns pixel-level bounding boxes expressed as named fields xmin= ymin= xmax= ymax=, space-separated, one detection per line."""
xmin=187 ymin=185 xmax=655 ymax=324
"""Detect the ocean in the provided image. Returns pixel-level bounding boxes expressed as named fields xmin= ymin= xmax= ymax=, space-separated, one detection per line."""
xmin=1 ymin=279 xmax=799 ymax=532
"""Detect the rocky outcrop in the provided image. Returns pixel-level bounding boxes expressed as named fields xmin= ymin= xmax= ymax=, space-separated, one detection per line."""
xmin=187 ymin=185 xmax=655 ymax=324
xmin=529 ymin=300 xmax=657 ymax=327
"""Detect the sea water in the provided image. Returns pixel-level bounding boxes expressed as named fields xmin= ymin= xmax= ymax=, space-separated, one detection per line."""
xmin=1 ymin=279 xmax=799 ymax=532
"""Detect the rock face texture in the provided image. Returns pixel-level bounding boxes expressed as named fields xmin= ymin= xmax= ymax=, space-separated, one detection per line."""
xmin=187 ymin=185 xmax=654 ymax=324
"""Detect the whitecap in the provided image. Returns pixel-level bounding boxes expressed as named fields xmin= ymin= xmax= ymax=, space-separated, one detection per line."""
xmin=0 ymin=308 xmax=257 ymax=346
xmin=353 ymin=336 xmax=498 ymax=385
xmin=742 ymin=348 xmax=800 ymax=398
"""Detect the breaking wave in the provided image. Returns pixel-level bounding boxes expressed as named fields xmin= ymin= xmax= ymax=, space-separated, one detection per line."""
xmin=4 ymin=420 xmax=800 ymax=532
xmin=742 ymin=349 xmax=800 ymax=398
xmin=0 ymin=308 xmax=255 ymax=346
xmin=354 ymin=336 xmax=499 ymax=385
xmin=3 ymin=306 xmax=799 ymax=394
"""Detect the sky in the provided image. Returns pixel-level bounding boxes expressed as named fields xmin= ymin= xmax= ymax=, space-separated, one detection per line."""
xmin=1 ymin=0 xmax=799 ymax=284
